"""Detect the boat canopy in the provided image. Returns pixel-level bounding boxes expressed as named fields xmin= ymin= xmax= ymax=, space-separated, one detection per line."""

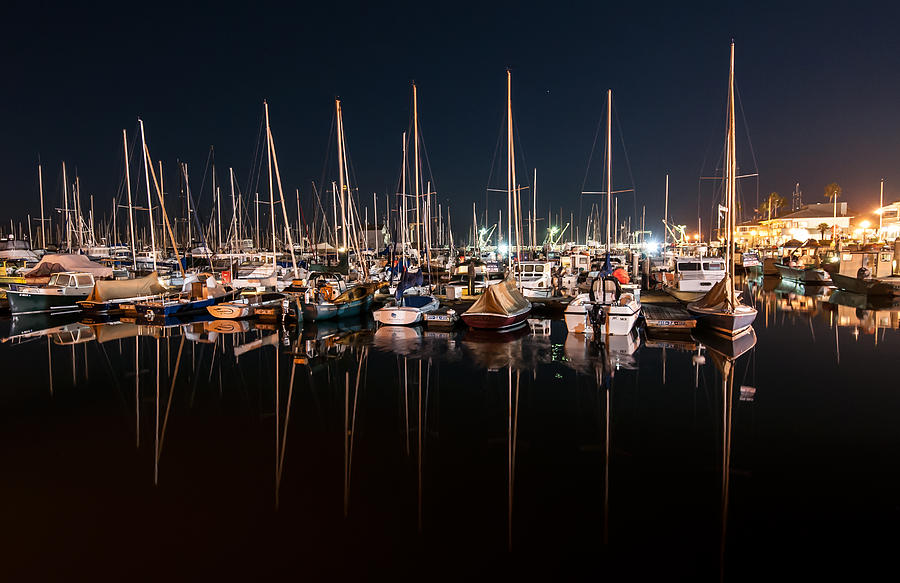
xmin=86 ymin=271 xmax=166 ymax=302
xmin=402 ymin=295 xmax=434 ymax=309
xmin=466 ymin=273 xmax=530 ymax=317
xmin=689 ymin=272 xmax=737 ymax=312
xmin=25 ymin=253 xmax=114 ymax=280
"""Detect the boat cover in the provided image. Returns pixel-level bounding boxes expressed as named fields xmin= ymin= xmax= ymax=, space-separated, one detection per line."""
xmin=395 ymin=268 xmax=424 ymax=299
xmin=25 ymin=254 xmax=114 ymax=280
xmin=402 ymin=295 xmax=435 ymax=309
xmin=86 ymin=271 xmax=166 ymax=302
xmin=466 ymin=272 xmax=530 ymax=316
xmin=689 ymin=272 xmax=737 ymax=311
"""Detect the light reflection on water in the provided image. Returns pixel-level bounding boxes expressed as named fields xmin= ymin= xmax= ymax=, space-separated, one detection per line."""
xmin=2 ymin=285 xmax=899 ymax=579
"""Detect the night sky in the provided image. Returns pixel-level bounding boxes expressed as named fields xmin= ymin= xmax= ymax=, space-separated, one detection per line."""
xmin=3 ymin=1 xmax=900 ymax=241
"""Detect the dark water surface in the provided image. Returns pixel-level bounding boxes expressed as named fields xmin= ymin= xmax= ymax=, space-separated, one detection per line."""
xmin=2 ymin=281 xmax=900 ymax=581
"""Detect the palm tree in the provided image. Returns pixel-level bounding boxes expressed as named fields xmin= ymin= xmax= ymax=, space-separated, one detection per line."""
xmin=817 ymin=222 xmax=830 ymax=240
xmin=824 ymin=182 xmax=842 ymax=204
xmin=758 ymin=192 xmax=785 ymax=220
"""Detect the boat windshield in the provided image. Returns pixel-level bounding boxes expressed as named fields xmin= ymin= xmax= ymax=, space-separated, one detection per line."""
xmin=49 ymin=274 xmax=73 ymax=287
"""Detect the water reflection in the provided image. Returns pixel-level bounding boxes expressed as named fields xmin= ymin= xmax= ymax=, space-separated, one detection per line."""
xmin=3 ymin=294 xmax=898 ymax=579
xmin=691 ymin=327 xmax=757 ymax=581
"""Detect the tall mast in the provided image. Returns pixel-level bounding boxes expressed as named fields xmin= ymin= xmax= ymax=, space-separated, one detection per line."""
xmin=532 ymin=168 xmax=537 ymax=248
xmin=230 ymin=167 xmax=236 ymax=252
xmin=664 ymin=174 xmax=669 ymax=246
xmin=75 ymin=175 xmax=83 ymax=248
xmin=265 ymin=103 xmax=277 ymax=261
xmin=402 ymin=132 xmax=408 ymax=262
xmin=336 ymin=100 xmax=348 ymax=251
xmin=184 ymin=163 xmax=193 ymax=252
xmin=38 ymin=161 xmax=45 ymax=248
xmin=139 ymin=118 xmax=158 ymax=272
xmin=506 ymin=70 xmax=516 ymax=270
xmin=89 ymin=194 xmax=95 ymax=247
xmin=606 ymin=89 xmax=612 ymax=251
xmin=413 ymin=83 xmax=421 ymax=254
xmin=725 ymin=41 xmax=737 ymax=306
xmin=263 ymin=102 xmax=299 ymax=276
xmin=123 ymin=130 xmax=137 ymax=267
xmin=212 ymin=147 xmax=220 ymax=251
xmin=62 ymin=161 xmax=70 ymax=252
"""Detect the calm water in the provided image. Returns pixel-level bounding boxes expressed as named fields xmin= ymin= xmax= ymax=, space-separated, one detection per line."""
xmin=2 ymin=279 xmax=900 ymax=580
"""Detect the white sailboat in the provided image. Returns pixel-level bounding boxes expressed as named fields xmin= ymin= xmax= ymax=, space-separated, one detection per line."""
xmin=375 ymin=83 xmax=440 ymax=326
xmin=565 ymin=90 xmax=641 ymax=336
xmin=687 ymin=42 xmax=758 ymax=337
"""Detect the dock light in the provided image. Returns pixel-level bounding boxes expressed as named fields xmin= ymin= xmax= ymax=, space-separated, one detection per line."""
xmin=338 ymin=246 xmax=346 ymax=253
xmin=498 ymin=243 xmax=509 ymax=255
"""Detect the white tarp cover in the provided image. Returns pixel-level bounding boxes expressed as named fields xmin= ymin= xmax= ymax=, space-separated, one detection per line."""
xmin=25 ymin=254 xmax=114 ymax=280
xmin=466 ymin=272 xmax=530 ymax=316
xmin=87 ymin=271 xmax=166 ymax=302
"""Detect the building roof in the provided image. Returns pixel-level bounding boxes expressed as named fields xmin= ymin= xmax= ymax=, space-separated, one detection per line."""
xmin=761 ymin=202 xmax=852 ymax=222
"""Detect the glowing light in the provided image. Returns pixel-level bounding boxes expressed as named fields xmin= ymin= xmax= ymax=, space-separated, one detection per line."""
xmin=643 ymin=241 xmax=659 ymax=254
xmin=875 ymin=208 xmax=883 ymax=215
xmin=338 ymin=246 xmax=346 ymax=253
xmin=498 ymin=243 xmax=509 ymax=255
xmin=860 ymin=220 xmax=871 ymax=229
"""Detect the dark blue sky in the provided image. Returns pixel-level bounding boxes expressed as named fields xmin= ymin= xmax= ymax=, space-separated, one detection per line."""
xmin=3 ymin=1 xmax=900 ymax=241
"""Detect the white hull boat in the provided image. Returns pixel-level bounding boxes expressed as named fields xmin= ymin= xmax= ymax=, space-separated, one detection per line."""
xmin=373 ymin=294 xmax=440 ymax=326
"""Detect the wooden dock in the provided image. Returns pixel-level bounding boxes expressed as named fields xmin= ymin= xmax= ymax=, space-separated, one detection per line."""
xmin=641 ymin=304 xmax=696 ymax=330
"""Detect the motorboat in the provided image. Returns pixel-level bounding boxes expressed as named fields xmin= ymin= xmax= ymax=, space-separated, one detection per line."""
xmin=564 ymin=271 xmax=641 ymax=336
xmin=664 ymin=255 xmax=727 ymax=302
xmin=6 ymin=272 xmax=97 ymax=315
xmin=517 ymin=261 xmax=554 ymax=298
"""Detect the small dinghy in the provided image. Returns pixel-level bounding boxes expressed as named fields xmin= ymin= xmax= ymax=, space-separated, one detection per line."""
xmin=207 ymin=291 xmax=285 ymax=320
xmin=374 ymin=294 xmax=440 ymax=326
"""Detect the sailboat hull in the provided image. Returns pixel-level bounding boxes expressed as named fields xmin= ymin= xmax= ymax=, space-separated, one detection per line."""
xmin=686 ymin=304 xmax=757 ymax=336
xmin=461 ymin=306 xmax=531 ymax=330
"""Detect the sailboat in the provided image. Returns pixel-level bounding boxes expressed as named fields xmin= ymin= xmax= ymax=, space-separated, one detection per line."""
xmin=564 ymin=90 xmax=641 ymax=336
xmin=687 ymin=43 xmax=758 ymax=337
xmin=461 ymin=71 xmax=532 ymax=330
xmin=375 ymin=83 xmax=440 ymax=326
